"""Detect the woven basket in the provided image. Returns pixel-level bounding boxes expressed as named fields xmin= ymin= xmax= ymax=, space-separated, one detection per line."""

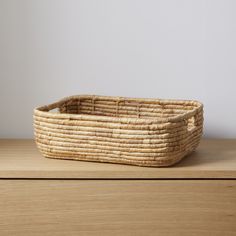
xmin=34 ymin=95 xmax=203 ymax=167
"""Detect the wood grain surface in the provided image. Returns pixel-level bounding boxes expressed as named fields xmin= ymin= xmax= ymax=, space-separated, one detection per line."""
xmin=0 ymin=139 xmax=236 ymax=179
xmin=0 ymin=180 xmax=235 ymax=236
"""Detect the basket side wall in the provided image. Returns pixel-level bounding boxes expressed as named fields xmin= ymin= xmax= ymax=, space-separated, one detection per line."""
xmin=34 ymin=106 xmax=203 ymax=167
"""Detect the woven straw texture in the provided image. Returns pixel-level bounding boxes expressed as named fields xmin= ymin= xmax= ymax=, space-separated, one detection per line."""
xmin=34 ymin=95 xmax=203 ymax=167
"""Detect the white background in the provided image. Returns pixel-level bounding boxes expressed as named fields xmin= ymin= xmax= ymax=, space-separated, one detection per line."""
xmin=0 ymin=0 xmax=235 ymax=138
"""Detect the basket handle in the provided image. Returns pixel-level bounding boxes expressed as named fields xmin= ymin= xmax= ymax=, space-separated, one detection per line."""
xmin=186 ymin=115 xmax=197 ymax=133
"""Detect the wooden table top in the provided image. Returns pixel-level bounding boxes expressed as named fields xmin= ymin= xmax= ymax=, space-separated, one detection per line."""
xmin=0 ymin=139 xmax=235 ymax=179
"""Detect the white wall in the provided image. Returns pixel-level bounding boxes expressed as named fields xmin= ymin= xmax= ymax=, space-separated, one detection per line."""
xmin=0 ymin=0 xmax=236 ymax=138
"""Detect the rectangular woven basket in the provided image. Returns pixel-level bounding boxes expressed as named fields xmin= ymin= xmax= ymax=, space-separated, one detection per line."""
xmin=34 ymin=95 xmax=203 ymax=167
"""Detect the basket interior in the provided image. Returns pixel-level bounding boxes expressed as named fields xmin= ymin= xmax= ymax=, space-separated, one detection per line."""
xmin=57 ymin=96 xmax=200 ymax=120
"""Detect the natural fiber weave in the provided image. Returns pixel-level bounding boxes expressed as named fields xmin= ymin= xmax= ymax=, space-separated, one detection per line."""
xmin=34 ymin=95 xmax=203 ymax=167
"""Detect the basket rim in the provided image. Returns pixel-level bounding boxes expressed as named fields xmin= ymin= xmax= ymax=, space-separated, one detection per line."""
xmin=34 ymin=95 xmax=203 ymax=123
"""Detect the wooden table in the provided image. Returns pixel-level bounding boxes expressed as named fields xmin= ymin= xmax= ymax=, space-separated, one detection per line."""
xmin=0 ymin=139 xmax=235 ymax=235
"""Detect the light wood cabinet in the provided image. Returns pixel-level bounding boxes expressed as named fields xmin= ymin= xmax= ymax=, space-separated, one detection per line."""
xmin=0 ymin=139 xmax=235 ymax=235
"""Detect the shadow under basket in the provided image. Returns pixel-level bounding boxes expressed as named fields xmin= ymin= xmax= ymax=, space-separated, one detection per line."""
xmin=34 ymin=95 xmax=203 ymax=167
